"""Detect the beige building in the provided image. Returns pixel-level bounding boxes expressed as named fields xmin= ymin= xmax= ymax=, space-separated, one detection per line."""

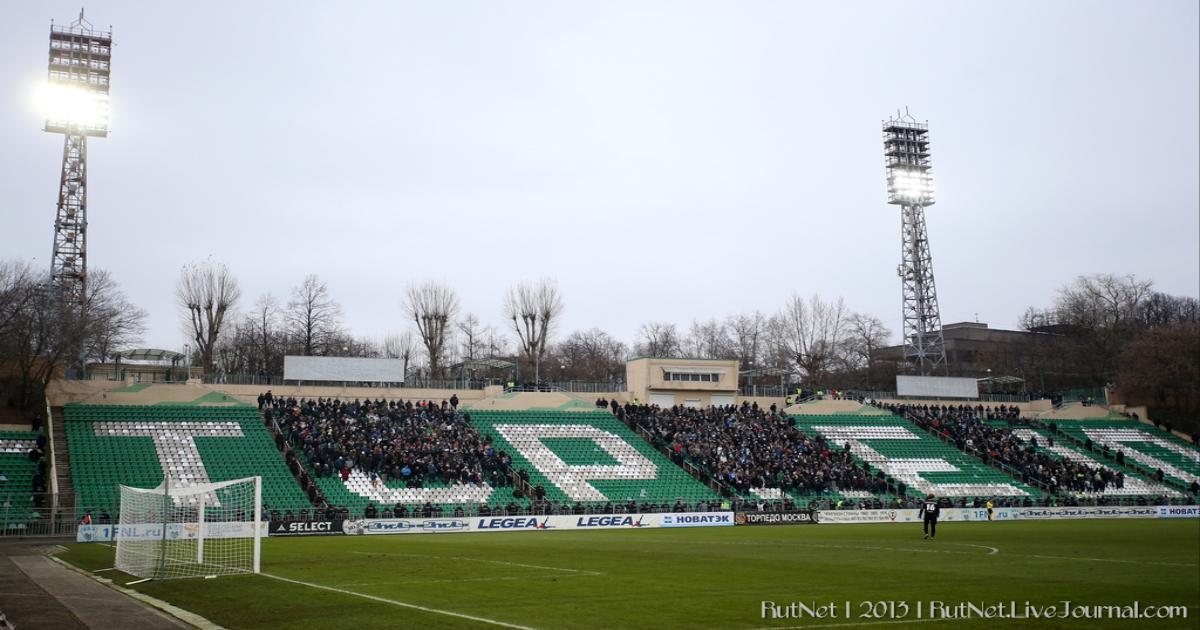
xmin=626 ymin=358 xmax=739 ymax=408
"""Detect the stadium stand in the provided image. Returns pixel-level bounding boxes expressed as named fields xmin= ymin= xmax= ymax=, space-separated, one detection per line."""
xmin=626 ymin=403 xmax=897 ymax=508
xmin=1004 ymin=426 xmax=1180 ymax=498
xmin=267 ymin=397 xmax=721 ymax=516
xmin=791 ymin=412 xmax=1041 ymax=499
xmin=1050 ymin=419 xmax=1200 ymax=488
xmin=468 ymin=409 xmax=722 ymax=510
xmin=65 ymin=404 xmax=312 ymax=517
xmin=269 ymin=397 xmax=515 ymax=517
xmin=889 ymin=403 xmax=1160 ymax=496
xmin=0 ymin=430 xmax=44 ymax=530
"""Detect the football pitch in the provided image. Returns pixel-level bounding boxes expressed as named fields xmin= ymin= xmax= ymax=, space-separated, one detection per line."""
xmin=60 ymin=520 xmax=1200 ymax=629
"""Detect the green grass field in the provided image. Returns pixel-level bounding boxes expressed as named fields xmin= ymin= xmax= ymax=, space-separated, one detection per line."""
xmin=60 ymin=520 xmax=1200 ymax=629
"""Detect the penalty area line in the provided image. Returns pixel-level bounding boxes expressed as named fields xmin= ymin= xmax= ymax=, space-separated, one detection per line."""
xmin=261 ymin=572 xmax=539 ymax=630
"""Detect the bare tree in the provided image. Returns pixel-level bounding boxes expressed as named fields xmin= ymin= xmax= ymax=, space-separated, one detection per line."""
xmin=635 ymin=321 xmax=682 ymax=358
xmin=504 ymin=279 xmax=564 ymax=382
xmin=177 ymin=260 xmax=241 ymax=374
xmin=458 ymin=313 xmax=487 ymax=362
xmin=726 ymin=311 xmax=766 ymax=369
xmin=81 ymin=269 xmax=148 ymax=363
xmin=286 ymin=274 xmax=344 ymax=356
xmin=1 ymin=260 xmax=145 ymax=410
xmin=382 ymin=331 xmax=419 ymax=378
xmin=553 ymin=328 xmax=628 ymax=381
xmin=842 ymin=312 xmax=892 ymax=388
xmin=0 ymin=260 xmax=39 ymax=339
xmin=251 ymin=293 xmax=283 ymax=374
xmin=405 ymin=281 xmax=459 ymax=376
xmin=685 ymin=318 xmax=733 ymax=359
xmin=772 ymin=293 xmax=848 ymax=384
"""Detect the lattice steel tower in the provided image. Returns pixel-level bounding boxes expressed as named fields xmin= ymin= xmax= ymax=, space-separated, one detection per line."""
xmin=883 ymin=110 xmax=946 ymax=374
xmin=44 ymin=11 xmax=112 ymax=304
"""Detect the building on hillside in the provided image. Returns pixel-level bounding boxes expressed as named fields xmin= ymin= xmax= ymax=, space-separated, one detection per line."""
xmin=626 ymin=358 xmax=739 ymax=408
xmin=85 ymin=349 xmax=189 ymax=383
xmin=876 ymin=321 xmax=1055 ymax=388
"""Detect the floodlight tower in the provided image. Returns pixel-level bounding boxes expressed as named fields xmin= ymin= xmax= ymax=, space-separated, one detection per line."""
xmin=44 ymin=10 xmax=112 ymax=305
xmin=883 ymin=110 xmax=947 ymax=375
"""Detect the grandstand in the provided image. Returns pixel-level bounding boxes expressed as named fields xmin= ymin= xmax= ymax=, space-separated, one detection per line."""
xmin=65 ymin=404 xmax=311 ymax=515
xmin=1051 ymin=419 xmax=1200 ymax=487
xmin=1002 ymin=424 xmax=1180 ymax=497
xmin=469 ymin=409 xmax=721 ymax=508
xmin=0 ymin=430 xmax=42 ymax=530
xmin=792 ymin=413 xmax=1041 ymax=498
xmin=46 ymin=389 xmax=1197 ymax=523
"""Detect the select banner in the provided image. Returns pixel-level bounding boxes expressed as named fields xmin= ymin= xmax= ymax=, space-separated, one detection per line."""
xmin=269 ymin=519 xmax=346 ymax=536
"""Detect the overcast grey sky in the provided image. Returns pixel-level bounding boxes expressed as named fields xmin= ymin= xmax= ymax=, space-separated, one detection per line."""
xmin=2 ymin=1 xmax=1197 ymax=353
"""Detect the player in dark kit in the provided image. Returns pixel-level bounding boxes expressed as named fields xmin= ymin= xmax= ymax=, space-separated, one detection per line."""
xmin=918 ymin=493 xmax=940 ymax=540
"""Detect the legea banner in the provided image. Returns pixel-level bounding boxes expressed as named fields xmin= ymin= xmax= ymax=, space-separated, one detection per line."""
xmin=340 ymin=512 xmax=734 ymax=535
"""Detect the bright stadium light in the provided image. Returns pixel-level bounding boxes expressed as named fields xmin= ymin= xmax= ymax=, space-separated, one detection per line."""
xmin=883 ymin=115 xmax=934 ymax=206
xmin=38 ymin=82 xmax=110 ymax=131
xmin=44 ymin=13 xmax=112 ymax=138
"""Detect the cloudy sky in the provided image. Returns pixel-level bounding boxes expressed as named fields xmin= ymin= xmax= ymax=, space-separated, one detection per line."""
xmin=1 ymin=1 xmax=1197 ymax=353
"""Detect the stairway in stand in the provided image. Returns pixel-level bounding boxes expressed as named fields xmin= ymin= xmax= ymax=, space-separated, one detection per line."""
xmin=50 ymin=406 xmax=76 ymax=513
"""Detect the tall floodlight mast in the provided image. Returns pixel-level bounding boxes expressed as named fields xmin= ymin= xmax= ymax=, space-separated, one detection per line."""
xmin=883 ymin=109 xmax=947 ymax=375
xmin=44 ymin=10 xmax=112 ymax=304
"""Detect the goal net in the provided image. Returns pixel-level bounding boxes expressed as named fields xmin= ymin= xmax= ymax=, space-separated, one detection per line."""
xmin=115 ymin=476 xmax=262 ymax=580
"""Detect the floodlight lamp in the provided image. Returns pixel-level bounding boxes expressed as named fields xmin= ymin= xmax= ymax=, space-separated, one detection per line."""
xmin=40 ymin=82 xmax=109 ymax=131
xmin=887 ymin=169 xmax=933 ymax=204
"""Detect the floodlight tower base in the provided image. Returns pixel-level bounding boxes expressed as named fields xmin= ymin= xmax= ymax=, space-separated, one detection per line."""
xmin=899 ymin=203 xmax=947 ymax=374
xmin=51 ymin=133 xmax=88 ymax=304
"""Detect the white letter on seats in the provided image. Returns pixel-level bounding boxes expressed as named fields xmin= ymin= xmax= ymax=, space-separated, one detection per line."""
xmin=94 ymin=421 xmax=243 ymax=504
xmin=494 ymin=424 xmax=658 ymax=501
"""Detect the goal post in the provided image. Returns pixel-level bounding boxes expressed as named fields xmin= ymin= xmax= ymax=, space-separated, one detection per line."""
xmin=115 ymin=476 xmax=262 ymax=580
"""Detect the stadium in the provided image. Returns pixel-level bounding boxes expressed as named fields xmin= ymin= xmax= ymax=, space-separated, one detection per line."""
xmin=2 ymin=3 xmax=1199 ymax=630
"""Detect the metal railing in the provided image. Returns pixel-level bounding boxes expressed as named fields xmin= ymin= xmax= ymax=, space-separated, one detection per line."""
xmin=543 ymin=381 xmax=626 ymax=394
xmin=201 ymin=374 xmax=494 ymax=390
xmin=737 ymin=385 xmax=788 ymax=397
xmin=0 ymin=494 xmax=78 ymax=538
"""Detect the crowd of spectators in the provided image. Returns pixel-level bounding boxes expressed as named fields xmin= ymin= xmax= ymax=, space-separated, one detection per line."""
xmin=887 ymin=403 xmax=1128 ymax=494
xmin=262 ymin=394 xmax=518 ymax=514
xmin=622 ymin=401 xmax=896 ymax=499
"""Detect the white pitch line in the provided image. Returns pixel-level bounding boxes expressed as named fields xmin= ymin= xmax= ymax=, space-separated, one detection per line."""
xmin=348 ymin=550 xmax=603 ymax=575
xmin=261 ymin=572 xmax=538 ymax=630
xmin=940 ymin=542 xmax=999 ymax=555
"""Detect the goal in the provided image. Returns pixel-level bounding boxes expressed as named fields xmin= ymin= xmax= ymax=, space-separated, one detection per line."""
xmin=115 ymin=476 xmax=262 ymax=580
